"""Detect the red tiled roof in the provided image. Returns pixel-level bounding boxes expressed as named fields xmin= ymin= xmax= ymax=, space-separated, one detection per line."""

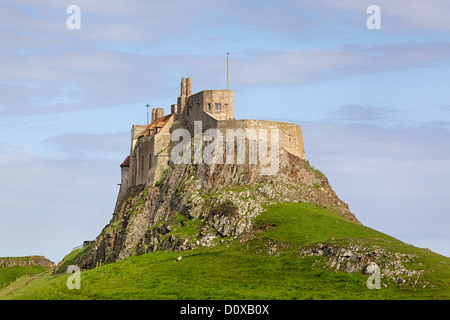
xmin=137 ymin=114 xmax=173 ymax=139
xmin=120 ymin=155 xmax=130 ymax=167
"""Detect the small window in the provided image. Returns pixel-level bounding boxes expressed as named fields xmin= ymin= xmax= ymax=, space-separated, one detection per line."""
xmin=215 ymin=103 xmax=221 ymax=110
xmin=141 ymin=155 xmax=144 ymax=171
xmin=207 ymin=103 xmax=211 ymax=111
xmin=149 ymin=153 xmax=152 ymax=169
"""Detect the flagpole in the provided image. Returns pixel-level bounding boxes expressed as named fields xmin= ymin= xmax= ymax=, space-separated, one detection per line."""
xmin=227 ymin=52 xmax=229 ymax=90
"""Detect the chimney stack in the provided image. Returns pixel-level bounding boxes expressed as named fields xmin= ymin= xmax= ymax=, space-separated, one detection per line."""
xmin=171 ymin=104 xmax=178 ymax=115
xmin=181 ymin=77 xmax=187 ymax=96
xmin=155 ymin=108 xmax=164 ymax=120
xmin=186 ymin=77 xmax=192 ymax=96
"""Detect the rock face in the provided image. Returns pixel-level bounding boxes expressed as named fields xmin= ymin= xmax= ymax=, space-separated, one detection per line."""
xmin=76 ymin=150 xmax=359 ymax=270
xmin=0 ymin=256 xmax=55 ymax=269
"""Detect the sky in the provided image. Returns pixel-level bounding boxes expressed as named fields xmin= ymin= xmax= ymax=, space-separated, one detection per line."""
xmin=0 ymin=0 xmax=449 ymax=263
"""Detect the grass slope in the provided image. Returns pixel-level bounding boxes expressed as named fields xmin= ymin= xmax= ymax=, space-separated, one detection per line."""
xmin=2 ymin=203 xmax=449 ymax=300
xmin=0 ymin=258 xmax=49 ymax=290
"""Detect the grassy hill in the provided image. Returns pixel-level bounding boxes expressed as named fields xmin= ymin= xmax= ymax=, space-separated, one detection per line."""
xmin=0 ymin=256 xmax=54 ymax=294
xmin=2 ymin=203 xmax=449 ymax=300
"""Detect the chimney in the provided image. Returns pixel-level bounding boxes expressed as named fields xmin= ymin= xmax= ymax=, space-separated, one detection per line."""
xmin=181 ymin=77 xmax=187 ymax=96
xmin=171 ymin=104 xmax=178 ymax=115
xmin=186 ymin=77 xmax=192 ymax=96
xmin=155 ymin=108 xmax=164 ymax=120
xmin=151 ymin=108 xmax=157 ymax=122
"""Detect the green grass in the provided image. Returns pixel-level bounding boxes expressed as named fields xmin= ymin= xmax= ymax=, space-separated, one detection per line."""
xmin=0 ymin=257 xmax=50 ymax=290
xmin=2 ymin=203 xmax=449 ymax=300
xmin=0 ymin=265 xmax=48 ymax=290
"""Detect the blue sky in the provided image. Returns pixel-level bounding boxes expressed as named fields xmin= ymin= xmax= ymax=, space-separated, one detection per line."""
xmin=0 ymin=0 xmax=449 ymax=263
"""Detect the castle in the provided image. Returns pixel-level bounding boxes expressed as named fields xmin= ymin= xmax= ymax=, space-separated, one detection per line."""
xmin=116 ymin=78 xmax=305 ymax=206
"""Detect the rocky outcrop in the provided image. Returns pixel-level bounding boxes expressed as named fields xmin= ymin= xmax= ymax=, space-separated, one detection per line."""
xmin=75 ymin=150 xmax=359 ymax=270
xmin=0 ymin=256 xmax=55 ymax=269
xmin=298 ymin=242 xmax=431 ymax=288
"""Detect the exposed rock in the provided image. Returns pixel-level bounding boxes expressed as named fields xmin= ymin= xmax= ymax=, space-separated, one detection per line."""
xmin=298 ymin=242 xmax=430 ymax=288
xmin=75 ymin=150 xmax=359 ymax=270
xmin=0 ymin=256 xmax=55 ymax=269
xmin=364 ymin=262 xmax=379 ymax=275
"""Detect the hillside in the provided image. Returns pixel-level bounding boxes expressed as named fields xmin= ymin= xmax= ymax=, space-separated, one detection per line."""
xmin=2 ymin=203 xmax=449 ymax=300
xmin=0 ymin=256 xmax=55 ymax=293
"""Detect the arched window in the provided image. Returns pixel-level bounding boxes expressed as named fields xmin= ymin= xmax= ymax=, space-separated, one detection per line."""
xmin=149 ymin=153 xmax=152 ymax=169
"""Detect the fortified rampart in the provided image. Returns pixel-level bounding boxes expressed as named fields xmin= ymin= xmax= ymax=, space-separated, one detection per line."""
xmin=215 ymin=119 xmax=304 ymax=160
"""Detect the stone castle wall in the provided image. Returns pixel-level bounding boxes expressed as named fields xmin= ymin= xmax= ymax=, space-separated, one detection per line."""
xmin=122 ymin=78 xmax=304 ymax=192
xmin=215 ymin=119 xmax=305 ymax=160
xmin=132 ymin=133 xmax=171 ymax=186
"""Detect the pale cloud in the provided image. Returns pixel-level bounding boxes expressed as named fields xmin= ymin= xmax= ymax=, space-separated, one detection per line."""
xmin=439 ymin=105 xmax=450 ymax=113
xmin=45 ymin=132 xmax=129 ymax=159
xmin=303 ymin=121 xmax=450 ymax=161
xmin=0 ymin=0 xmax=235 ymax=45
xmin=0 ymin=152 xmax=120 ymax=262
xmin=0 ymin=47 xmax=170 ymax=117
xmin=1 ymin=0 xmax=450 ymax=121
xmin=301 ymin=121 xmax=450 ymax=255
xmin=313 ymin=0 xmax=450 ymax=32
xmin=333 ymin=104 xmax=394 ymax=123
xmin=229 ymin=42 xmax=450 ymax=86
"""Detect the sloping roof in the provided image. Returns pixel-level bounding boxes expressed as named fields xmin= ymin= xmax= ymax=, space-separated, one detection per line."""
xmin=120 ymin=155 xmax=130 ymax=167
xmin=137 ymin=114 xmax=173 ymax=139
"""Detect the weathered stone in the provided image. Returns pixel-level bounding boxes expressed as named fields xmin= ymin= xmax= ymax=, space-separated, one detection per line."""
xmin=0 ymin=256 xmax=55 ymax=269
xmin=364 ymin=262 xmax=379 ymax=275
xmin=298 ymin=242 xmax=428 ymax=288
